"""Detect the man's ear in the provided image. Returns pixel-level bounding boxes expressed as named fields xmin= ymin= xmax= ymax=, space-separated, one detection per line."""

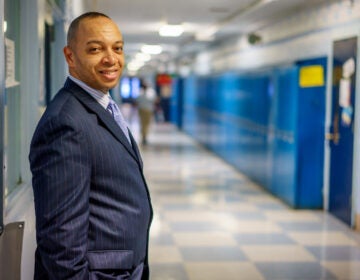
xmin=63 ymin=46 xmax=75 ymax=66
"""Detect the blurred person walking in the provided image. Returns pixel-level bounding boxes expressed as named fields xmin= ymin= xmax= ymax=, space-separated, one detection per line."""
xmin=136 ymin=79 xmax=156 ymax=145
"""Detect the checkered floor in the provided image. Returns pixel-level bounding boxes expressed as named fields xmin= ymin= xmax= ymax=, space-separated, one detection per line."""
xmin=132 ymin=121 xmax=360 ymax=280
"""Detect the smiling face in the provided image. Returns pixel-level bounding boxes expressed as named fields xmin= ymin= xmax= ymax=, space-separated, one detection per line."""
xmin=63 ymin=16 xmax=124 ymax=93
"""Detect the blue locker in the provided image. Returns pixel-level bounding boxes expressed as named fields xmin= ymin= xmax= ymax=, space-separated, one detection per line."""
xmin=295 ymin=57 xmax=326 ymax=208
xmin=170 ymin=77 xmax=184 ymax=129
xmin=182 ymin=75 xmax=198 ymax=137
xmin=269 ymin=58 xmax=326 ymax=208
xmin=269 ymin=66 xmax=298 ymax=206
xmin=180 ymin=58 xmax=326 ymax=209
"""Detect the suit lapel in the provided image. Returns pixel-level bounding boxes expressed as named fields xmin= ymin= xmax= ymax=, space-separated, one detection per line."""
xmin=129 ymin=130 xmax=143 ymax=169
xmin=64 ymin=79 xmax=139 ymax=163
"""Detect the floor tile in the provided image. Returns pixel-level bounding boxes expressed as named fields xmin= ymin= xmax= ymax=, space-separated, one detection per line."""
xmin=180 ymin=246 xmax=247 ymax=262
xmin=150 ymin=263 xmax=189 ymax=280
xmin=169 ymin=221 xmax=219 ymax=232
xmin=288 ymin=232 xmax=358 ymax=246
xmin=252 ymin=201 xmax=289 ymax=210
xmin=306 ymin=246 xmax=360 ymax=261
xmin=322 ymin=261 xmax=360 ymax=280
xmin=185 ymin=262 xmax=264 ymax=280
xmin=277 ymin=221 xmax=335 ymax=231
xmin=221 ymin=220 xmax=283 ymax=233
xmin=162 ymin=210 xmax=220 ymax=223
xmin=172 ymin=232 xmax=238 ymax=247
xmin=234 ymin=233 xmax=296 ymax=245
xmin=255 ymin=262 xmax=337 ymax=280
xmin=241 ymin=245 xmax=317 ymax=262
xmin=149 ymin=245 xmax=183 ymax=264
xmin=149 ymin=233 xmax=175 ymax=246
xmin=160 ymin=203 xmax=200 ymax=211
xmin=231 ymin=211 xmax=267 ymax=220
xmin=210 ymin=202 xmax=260 ymax=212
xmin=263 ymin=210 xmax=321 ymax=222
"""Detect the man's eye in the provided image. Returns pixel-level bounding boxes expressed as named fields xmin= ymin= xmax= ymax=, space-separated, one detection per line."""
xmin=89 ymin=47 xmax=100 ymax=53
xmin=115 ymin=46 xmax=123 ymax=52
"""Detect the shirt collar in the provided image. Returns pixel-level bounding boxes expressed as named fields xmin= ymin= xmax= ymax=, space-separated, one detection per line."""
xmin=68 ymin=75 xmax=110 ymax=109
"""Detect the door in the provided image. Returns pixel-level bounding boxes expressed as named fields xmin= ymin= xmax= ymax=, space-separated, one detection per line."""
xmin=328 ymin=37 xmax=357 ymax=226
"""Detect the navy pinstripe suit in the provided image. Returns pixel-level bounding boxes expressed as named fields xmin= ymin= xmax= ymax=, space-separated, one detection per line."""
xmin=29 ymin=78 xmax=153 ymax=279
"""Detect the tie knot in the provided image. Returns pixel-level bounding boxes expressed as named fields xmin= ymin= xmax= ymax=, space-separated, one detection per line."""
xmin=107 ymin=99 xmax=118 ymax=116
xmin=106 ymin=99 xmax=131 ymax=144
xmin=107 ymin=98 xmax=115 ymax=108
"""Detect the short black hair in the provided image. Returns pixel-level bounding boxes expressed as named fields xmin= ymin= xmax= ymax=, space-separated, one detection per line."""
xmin=67 ymin=12 xmax=110 ymax=47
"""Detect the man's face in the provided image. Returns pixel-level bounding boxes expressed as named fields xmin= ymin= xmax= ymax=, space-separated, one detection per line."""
xmin=64 ymin=17 xmax=125 ymax=93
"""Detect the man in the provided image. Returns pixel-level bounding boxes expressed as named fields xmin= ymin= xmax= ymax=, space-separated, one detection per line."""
xmin=136 ymin=79 xmax=156 ymax=145
xmin=29 ymin=12 xmax=152 ymax=280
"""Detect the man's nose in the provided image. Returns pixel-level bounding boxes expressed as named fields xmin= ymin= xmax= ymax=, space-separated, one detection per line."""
xmin=103 ymin=51 xmax=116 ymax=64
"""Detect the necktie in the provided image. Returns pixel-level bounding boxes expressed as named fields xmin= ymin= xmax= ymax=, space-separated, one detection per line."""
xmin=107 ymin=99 xmax=131 ymax=143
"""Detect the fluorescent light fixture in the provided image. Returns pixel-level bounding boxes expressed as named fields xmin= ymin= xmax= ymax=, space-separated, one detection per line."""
xmin=159 ymin=24 xmax=184 ymax=37
xmin=127 ymin=61 xmax=144 ymax=71
xmin=141 ymin=45 xmax=162 ymax=55
xmin=195 ymin=26 xmax=218 ymax=41
xmin=3 ymin=21 xmax=7 ymax=33
xmin=135 ymin=52 xmax=151 ymax=62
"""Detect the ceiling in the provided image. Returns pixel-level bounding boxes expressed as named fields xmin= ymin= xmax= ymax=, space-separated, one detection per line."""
xmin=77 ymin=0 xmax=335 ymax=74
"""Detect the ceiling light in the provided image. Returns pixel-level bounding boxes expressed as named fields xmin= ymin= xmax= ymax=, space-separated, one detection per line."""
xmin=159 ymin=24 xmax=184 ymax=37
xmin=195 ymin=26 xmax=218 ymax=41
xmin=135 ymin=52 xmax=151 ymax=62
xmin=127 ymin=60 xmax=144 ymax=71
xmin=141 ymin=45 xmax=162 ymax=55
xmin=3 ymin=21 xmax=7 ymax=33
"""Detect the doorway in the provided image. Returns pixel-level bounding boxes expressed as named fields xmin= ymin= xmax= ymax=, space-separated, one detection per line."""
xmin=328 ymin=37 xmax=357 ymax=226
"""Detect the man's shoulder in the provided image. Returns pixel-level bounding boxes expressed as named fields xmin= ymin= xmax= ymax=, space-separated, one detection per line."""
xmin=51 ymin=77 xmax=92 ymax=108
xmin=47 ymin=88 xmax=78 ymax=114
xmin=38 ymin=85 xmax=86 ymax=126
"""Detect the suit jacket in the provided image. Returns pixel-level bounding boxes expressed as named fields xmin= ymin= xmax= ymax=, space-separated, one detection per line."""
xmin=29 ymin=78 xmax=153 ymax=279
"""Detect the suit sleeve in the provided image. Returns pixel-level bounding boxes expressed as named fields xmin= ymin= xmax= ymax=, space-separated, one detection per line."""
xmin=29 ymin=114 xmax=91 ymax=279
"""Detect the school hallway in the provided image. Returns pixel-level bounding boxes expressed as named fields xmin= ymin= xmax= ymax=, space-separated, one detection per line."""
xmin=130 ymin=121 xmax=360 ymax=280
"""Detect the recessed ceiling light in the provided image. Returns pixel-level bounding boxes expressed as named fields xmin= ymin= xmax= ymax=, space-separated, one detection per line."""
xmin=141 ymin=45 xmax=163 ymax=55
xmin=159 ymin=24 xmax=184 ymax=37
xmin=135 ymin=52 xmax=151 ymax=62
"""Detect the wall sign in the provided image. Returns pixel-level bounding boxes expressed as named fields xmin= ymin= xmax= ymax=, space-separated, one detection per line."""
xmin=299 ymin=65 xmax=325 ymax=88
xmin=5 ymin=38 xmax=19 ymax=88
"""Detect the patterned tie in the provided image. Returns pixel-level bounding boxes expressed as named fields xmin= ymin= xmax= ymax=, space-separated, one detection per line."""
xmin=107 ymin=99 xmax=131 ymax=143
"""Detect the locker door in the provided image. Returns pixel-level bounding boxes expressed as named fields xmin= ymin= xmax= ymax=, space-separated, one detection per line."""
xmin=328 ymin=37 xmax=357 ymax=226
